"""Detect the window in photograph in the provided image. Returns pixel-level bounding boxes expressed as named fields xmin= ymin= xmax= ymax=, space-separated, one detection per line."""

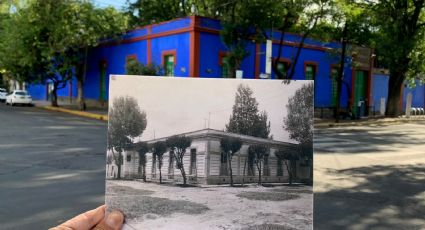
xmin=248 ymin=152 xmax=255 ymax=176
xmin=168 ymin=151 xmax=174 ymax=179
xmin=263 ymin=155 xmax=270 ymax=176
xmin=126 ymin=155 xmax=131 ymax=162
xmin=277 ymin=158 xmax=283 ymax=176
xmin=220 ymin=153 xmax=228 ymax=176
xmin=190 ymin=148 xmax=197 ymax=175
xmin=152 ymin=154 xmax=156 ymax=178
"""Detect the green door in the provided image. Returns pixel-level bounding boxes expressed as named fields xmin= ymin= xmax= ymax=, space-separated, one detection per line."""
xmin=99 ymin=61 xmax=107 ymax=102
xmin=164 ymin=55 xmax=174 ymax=76
xmin=353 ymin=70 xmax=367 ymax=115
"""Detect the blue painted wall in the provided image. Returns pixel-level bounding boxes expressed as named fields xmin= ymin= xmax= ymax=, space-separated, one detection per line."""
xmin=371 ymin=74 xmax=389 ymax=113
xmin=403 ymin=80 xmax=425 ymax=111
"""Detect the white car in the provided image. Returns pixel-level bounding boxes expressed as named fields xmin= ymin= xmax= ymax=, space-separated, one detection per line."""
xmin=6 ymin=90 xmax=33 ymax=106
xmin=0 ymin=88 xmax=6 ymax=102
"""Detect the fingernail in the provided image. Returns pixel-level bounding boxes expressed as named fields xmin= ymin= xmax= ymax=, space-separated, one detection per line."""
xmin=105 ymin=210 xmax=124 ymax=230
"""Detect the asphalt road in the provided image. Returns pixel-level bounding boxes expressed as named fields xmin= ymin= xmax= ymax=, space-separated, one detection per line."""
xmin=314 ymin=122 xmax=425 ymax=230
xmin=0 ymin=103 xmax=107 ymax=229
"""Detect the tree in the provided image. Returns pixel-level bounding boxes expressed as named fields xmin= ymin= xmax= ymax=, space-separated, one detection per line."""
xmin=248 ymin=144 xmax=269 ymax=185
xmin=283 ymin=83 xmax=313 ymax=181
xmin=226 ymin=84 xmax=270 ymax=138
xmin=125 ymin=58 xmax=162 ymax=76
xmin=366 ymin=0 xmax=425 ymax=117
xmin=220 ymin=137 xmax=242 ymax=186
xmin=0 ymin=0 xmax=128 ymax=109
xmin=152 ymin=141 xmax=168 ymax=184
xmin=107 ymin=96 xmax=147 ymax=179
xmin=133 ymin=141 xmax=149 ymax=182
xmin=275 ymin=149 xmax=299 ymax=185
xmin=50 ymin=1 xmax=128 ymax=110
xmin=166 ymin=135 xmax=192 ymax=185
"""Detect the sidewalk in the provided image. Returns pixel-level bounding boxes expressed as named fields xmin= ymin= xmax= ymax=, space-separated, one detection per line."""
xmin=315 ymin=115 xmax=425 ymax=128
xmin=33 ymin=100 xmax=108 ymax=121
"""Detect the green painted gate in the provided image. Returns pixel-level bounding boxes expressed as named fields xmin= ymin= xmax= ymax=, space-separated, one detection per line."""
xmin=353 ymin=70 xmax=367 ymax=115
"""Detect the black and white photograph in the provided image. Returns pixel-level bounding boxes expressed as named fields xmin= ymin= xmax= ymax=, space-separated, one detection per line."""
xmin=106 ymin=75 xmax=313 ymax=230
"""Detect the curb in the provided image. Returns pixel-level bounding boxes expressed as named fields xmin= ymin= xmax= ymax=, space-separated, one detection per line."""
xmin=41 ymin=106 xmax=108 ymax=121
xmin=315 ymin=117 xmax=425 ymax=128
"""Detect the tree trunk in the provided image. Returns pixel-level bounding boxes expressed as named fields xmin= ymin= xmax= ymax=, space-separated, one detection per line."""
xmin=159 ymin=165 xmax=162 ymax=184
xmin=181 ymin=167 xmax=187 ymax=185
xmin=385 ymin=69 xmax=405 ymax=117
xmin=256 ymin=163 xmax=262 ymax=185
xmin=285 ymin=161 xmax=292 ymax=185
xmin=228 ymin=153 xmax=233 ymax=186
xmin=143 ymin=163 xmax=146 ymax=182
xmin=51 ymin=82 xmax=59 ymax=107
xmin=335 ymin=23 xmax=348 ymax=123
xmin=77 ymin=78 xmax=86 ymax=111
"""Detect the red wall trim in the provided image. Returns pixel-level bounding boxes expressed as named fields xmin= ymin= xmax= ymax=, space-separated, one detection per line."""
xmin=189 ymin=16 xmax=200 ymax=77
xmin=254 ymin=43 xmax=261 ymax=79
xmin=161 ymin=50 xmax=177 ymax=66
xmin=147 ymin=25 xmax=152 ymax=64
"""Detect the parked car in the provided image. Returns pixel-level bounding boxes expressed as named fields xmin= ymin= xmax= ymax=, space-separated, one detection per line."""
xmin=6 ymin=90 xmax=33 ymax=106
xmin=0 ymin=88 xmax=6 ymax=102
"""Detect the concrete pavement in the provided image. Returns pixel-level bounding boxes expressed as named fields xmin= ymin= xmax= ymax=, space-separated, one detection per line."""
xmin=0 ymin=103 xmax=107 ymax=229
xmin=314 ymin=122 xmax=425 ymax=230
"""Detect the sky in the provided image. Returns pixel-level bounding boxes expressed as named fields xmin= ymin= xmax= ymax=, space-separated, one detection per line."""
xmin=91 ymin=0 xmax=132 ymax=10
xmin=109 ymin=75 xmax=312 ymax=143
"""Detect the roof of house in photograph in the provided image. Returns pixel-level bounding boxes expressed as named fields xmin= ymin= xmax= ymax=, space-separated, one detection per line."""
xmin=143 ymin=128 xmax=298 ymax=149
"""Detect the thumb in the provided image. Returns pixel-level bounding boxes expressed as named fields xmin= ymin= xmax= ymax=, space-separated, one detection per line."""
xmin=92 ymin=210 xmax=124 ymax=230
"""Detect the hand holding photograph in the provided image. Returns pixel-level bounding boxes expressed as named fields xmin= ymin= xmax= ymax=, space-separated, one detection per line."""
xmin=105 ymin=75 xmax=313 ymax=230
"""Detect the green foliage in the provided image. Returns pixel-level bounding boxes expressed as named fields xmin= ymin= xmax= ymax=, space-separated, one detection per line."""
xmin=283 ymin=83 xmax=313 ymax=144
xmin=0 ymin=0 xmax=128 ymax=107
xmin=226 ymin=84 xmax=270 ymax=138
xmin=125 ymin=58 xmax=162 ymax=76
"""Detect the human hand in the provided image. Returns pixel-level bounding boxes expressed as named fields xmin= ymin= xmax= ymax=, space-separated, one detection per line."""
xmin=50 ymin=205 xmax=124 ymax=230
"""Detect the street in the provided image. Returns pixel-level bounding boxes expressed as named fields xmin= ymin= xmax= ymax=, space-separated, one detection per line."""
xmin=314 ymin=122 xmax=425 ymax=230
xmin=0 ymin=103 xmax=107 ymax=230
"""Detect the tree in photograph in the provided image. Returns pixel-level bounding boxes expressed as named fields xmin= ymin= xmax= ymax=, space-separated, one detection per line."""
xmin=275 ymin=149 xmax=299 ymax=185
xmin=283 ymin=82 xmax=314 ymax=182
xmin=107 ymin=96 xmax=147 ymax=179
xmin=220 ymin=137 xmax=242 ymax=186
xmin=152 ymin=141 xmax=168 ymax=184
xmin=166 ymin=135 xmax=192 ymax=185
xmin=248 ymin=144 xmax=270 ymax=186
xmin=226 ymin=84 xmax=270 ymax=138
xmin=133 ymin=141 xmax=149 ymax=182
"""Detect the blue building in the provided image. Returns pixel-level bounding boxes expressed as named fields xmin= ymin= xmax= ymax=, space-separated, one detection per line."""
xmin=27 ymin=16 xmax=424 ymax=117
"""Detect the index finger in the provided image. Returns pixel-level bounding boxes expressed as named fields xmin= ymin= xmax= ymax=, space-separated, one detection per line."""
xmin=50 ymin=205 xmax=106 ymax=230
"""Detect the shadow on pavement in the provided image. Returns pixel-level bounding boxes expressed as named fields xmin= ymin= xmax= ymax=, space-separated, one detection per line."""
xmin=314 ymin=164 xmax=425 ymax=230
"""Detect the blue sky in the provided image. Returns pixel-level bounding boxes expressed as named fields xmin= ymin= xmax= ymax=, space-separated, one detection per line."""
xmin=91 ymin=0 xmax=134 ymax=10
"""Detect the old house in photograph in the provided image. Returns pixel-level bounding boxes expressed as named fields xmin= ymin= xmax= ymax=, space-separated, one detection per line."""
xmin=106 ymin=128 xmax=310 ymax=185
